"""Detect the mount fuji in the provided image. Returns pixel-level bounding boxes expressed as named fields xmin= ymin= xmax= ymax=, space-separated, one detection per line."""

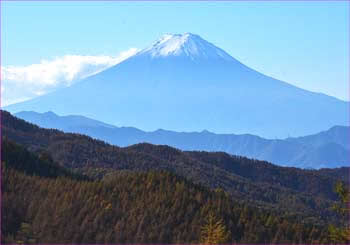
xmin=5 ymin=33 xmax=349 ymax=138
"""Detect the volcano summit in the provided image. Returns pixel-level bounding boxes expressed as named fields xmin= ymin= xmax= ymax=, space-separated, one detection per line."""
xmin=5 ymin=33 xmax=348 ymax=138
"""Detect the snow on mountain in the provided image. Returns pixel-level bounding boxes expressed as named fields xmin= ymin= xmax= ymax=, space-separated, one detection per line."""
xmin=5 ymin=33 xmax=349 ymax=138
xmin=139 ymin=33 xmax=233 ymax=61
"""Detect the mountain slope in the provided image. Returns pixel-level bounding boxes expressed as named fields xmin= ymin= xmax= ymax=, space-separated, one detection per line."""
xmin=2 ymin=110 xmax=347 ymax=224
xmin=15 ymin=110 xmax=350 ymax=168
xmin=14 ymin=111 xmax=116 ymax=130
xmin=287 ymin=125 xmax=350 ymax=150
xmin=2 ymin=139 xmax=89 ymax=180
xmin=5 ymin=33 xmax=348 ymax=138
xmin=3 ymin=167 xmax=329 ymax=243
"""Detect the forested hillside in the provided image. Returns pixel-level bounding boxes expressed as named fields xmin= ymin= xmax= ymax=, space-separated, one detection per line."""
xmin=2 ymin=140 xmax=330 ymax=243
xmin=2 ymin=139 xmax=88 ymax=180
xmin=2 ymin=111 xmax=347 ymax=222
xmin=2 ymin=110 xmax=348 ymax=243
xmin=2 ymin=111 xmax=347 ymax=223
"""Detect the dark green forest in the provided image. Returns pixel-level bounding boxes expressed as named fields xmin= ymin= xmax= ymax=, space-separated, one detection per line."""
xmin=1 ymin=111 xmax=349 ymax=243
xmin=2 ymin=140 xmax=330 ymax=243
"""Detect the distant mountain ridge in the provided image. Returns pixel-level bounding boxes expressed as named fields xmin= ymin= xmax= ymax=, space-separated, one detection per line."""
xmin=5 ymin=33 xmax=349 ymax=138
xmin=2 ymin=110 xmax=348 ymax=225
xmin=15 ymin=110 xmax=350 ymax=169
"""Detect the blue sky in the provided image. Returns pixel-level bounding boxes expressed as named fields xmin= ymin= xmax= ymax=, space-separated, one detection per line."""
xmin=1 ymin=1 xmax=349 ymax=103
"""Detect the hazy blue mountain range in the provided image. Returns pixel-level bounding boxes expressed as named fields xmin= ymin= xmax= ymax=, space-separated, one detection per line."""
xmin=3 ymin=109 xmax=349 ymax=231
xmin=5 ymin=33 xmax=349 ymax=138
xmin=15 ymin=110 xmax=349 ymax=169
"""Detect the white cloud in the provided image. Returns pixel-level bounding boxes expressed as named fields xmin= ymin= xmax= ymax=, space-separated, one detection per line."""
xmin=1 ymin=48 xmax=139 ymax=106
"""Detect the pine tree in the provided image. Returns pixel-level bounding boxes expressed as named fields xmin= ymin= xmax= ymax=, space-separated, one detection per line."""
xmin=329 ymin=182 xmax=350 ymax=243
xmin=200 ymin=212 xmax=230 ymax=244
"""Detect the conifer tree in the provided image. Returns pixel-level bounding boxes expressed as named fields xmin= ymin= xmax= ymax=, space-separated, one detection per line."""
xmin=200 ymin=212 xmax=230 ymax=244
xmin=329 ymin=182 xmax=349 ymax=243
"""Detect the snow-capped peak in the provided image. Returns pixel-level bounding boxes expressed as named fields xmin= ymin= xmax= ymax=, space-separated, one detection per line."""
xmin=139 ymin=33 xmax=234 ymax=61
